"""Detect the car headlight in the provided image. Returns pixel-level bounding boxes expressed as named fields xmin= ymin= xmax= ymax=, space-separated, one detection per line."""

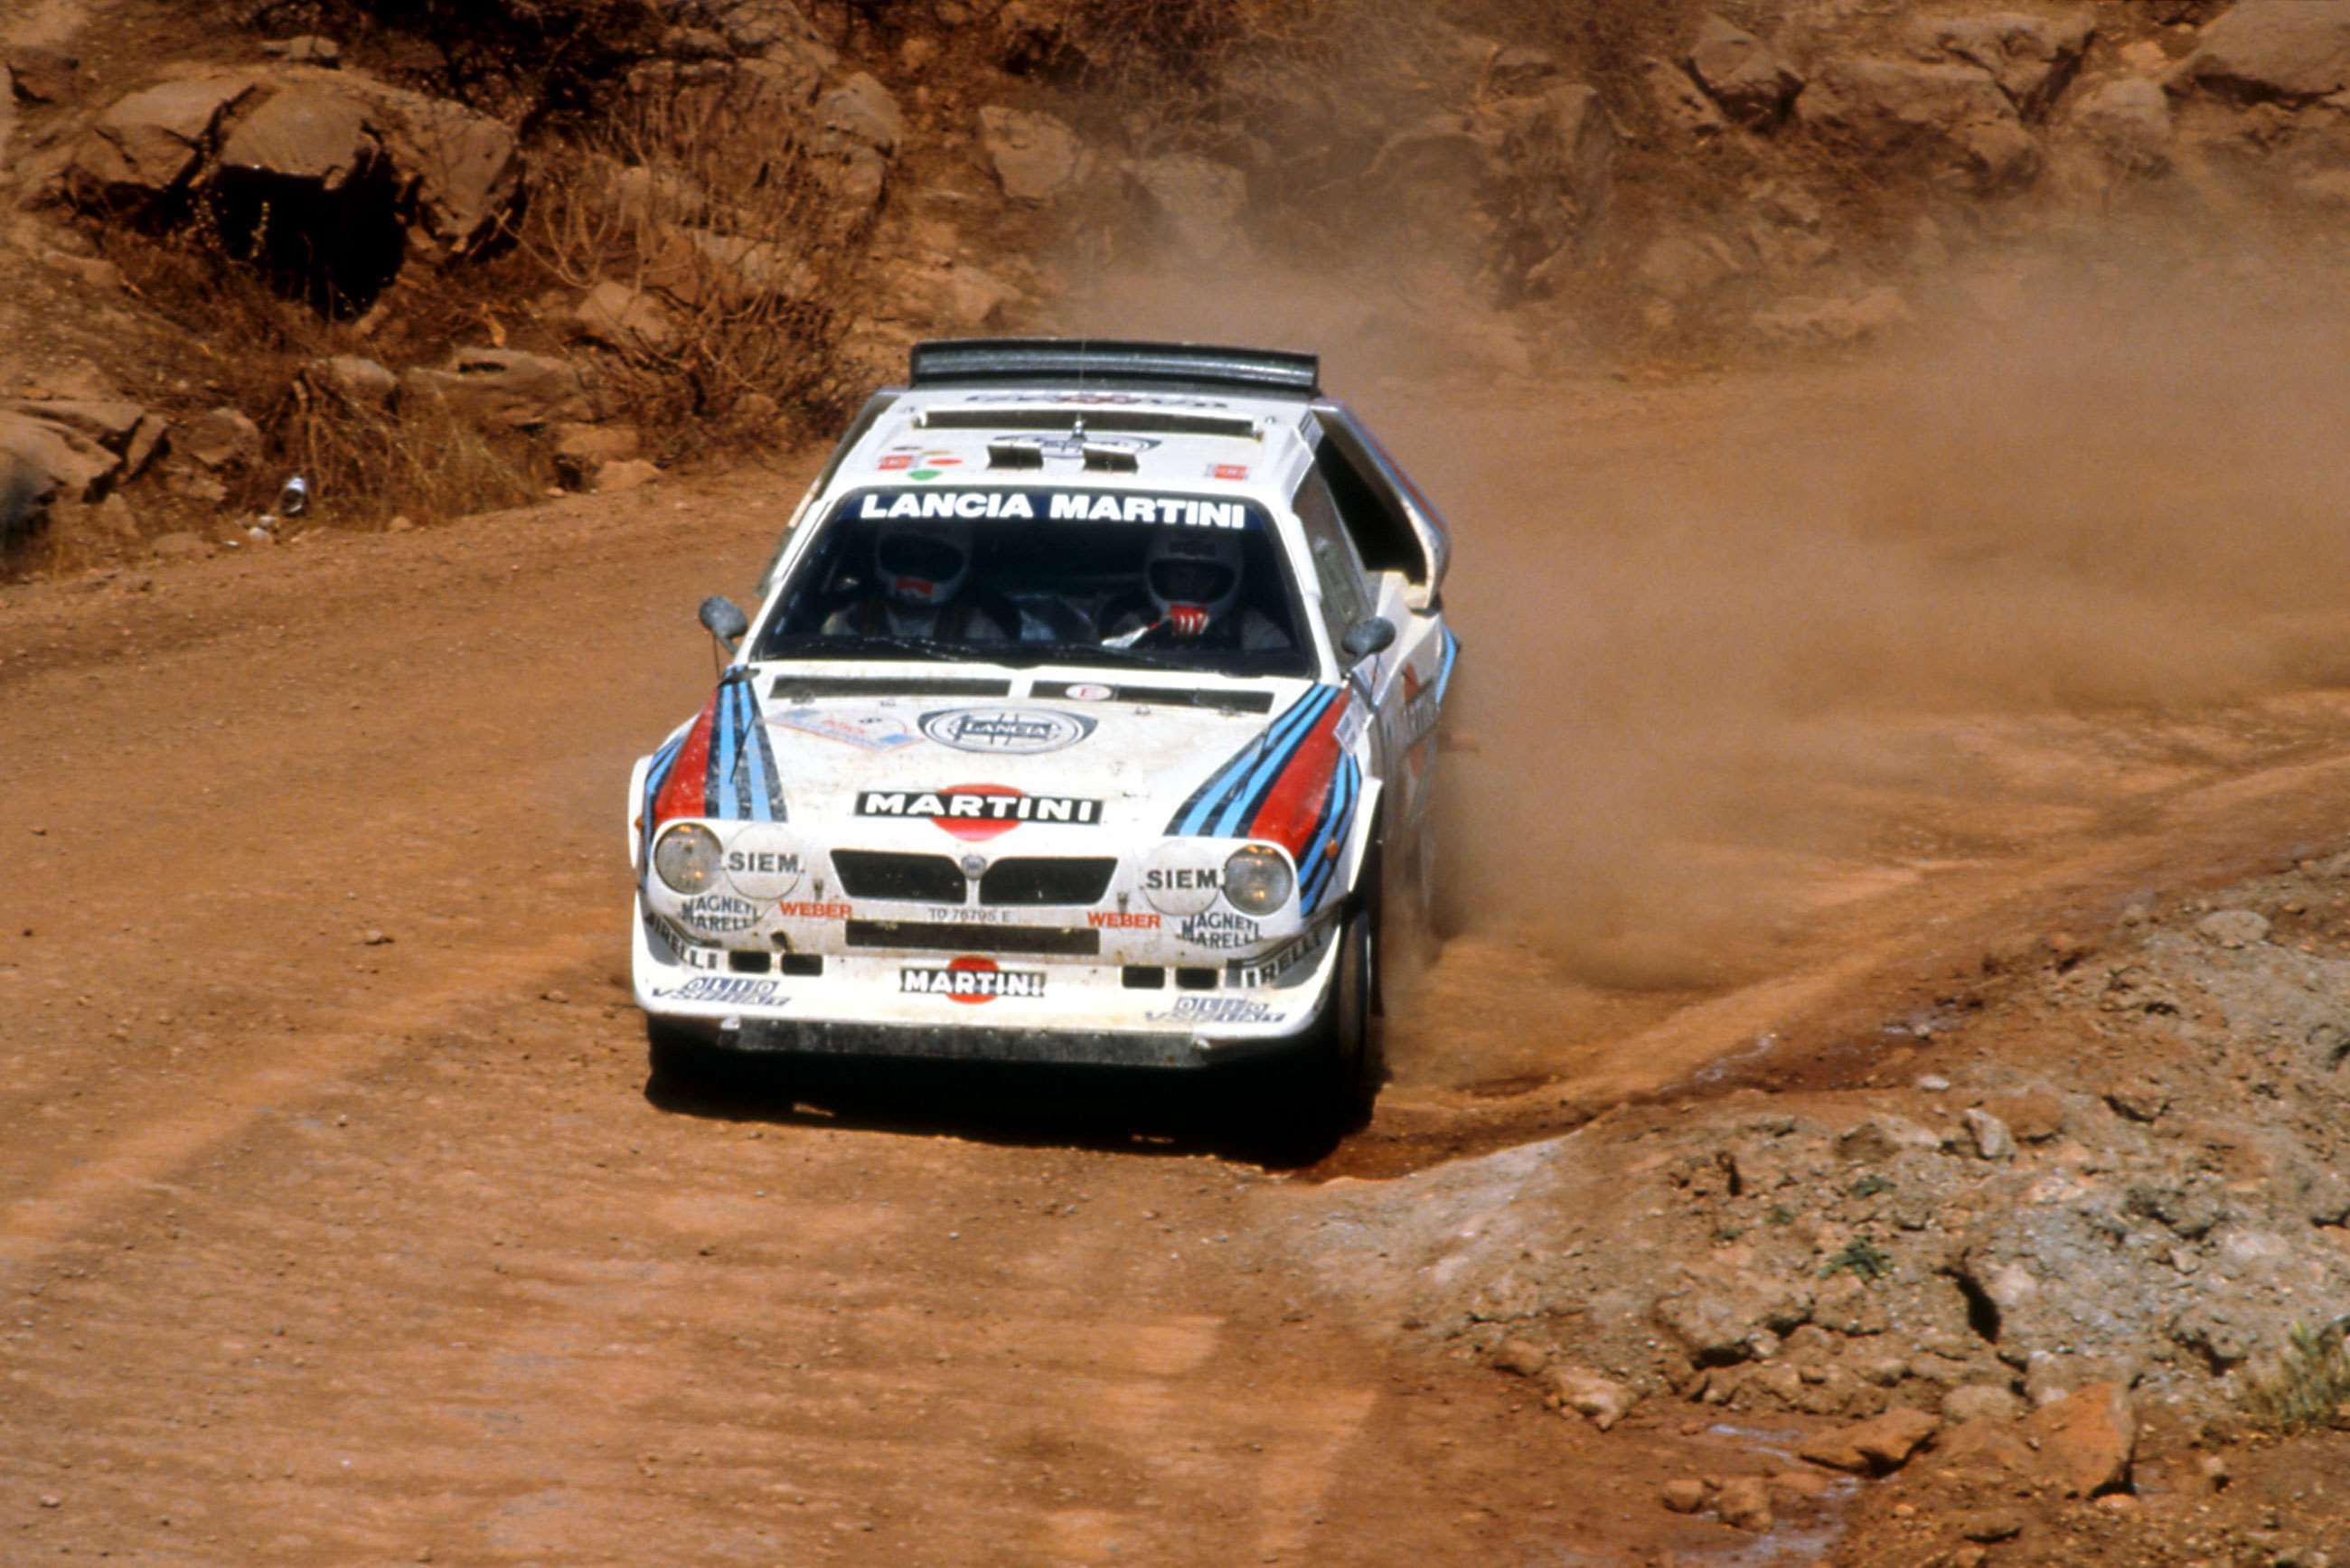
xmin=653 ymin=822 xmax=722 ymax=895
xmin=1221 ymin=844 xmax=1293 ymax=915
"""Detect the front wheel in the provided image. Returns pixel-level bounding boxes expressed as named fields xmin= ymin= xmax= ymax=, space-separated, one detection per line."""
xmin=1242 ymin=909 xmax=1381 ymax=1159
xmin=646 ymin=1016 xmax=747 ymax=1095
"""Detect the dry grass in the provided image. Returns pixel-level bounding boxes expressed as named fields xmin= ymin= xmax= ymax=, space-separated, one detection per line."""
xmin=510 ymin=77 xmax=855 ymax=464
xmin=2246 ymin=1319 xmax=2350 ymax=1434
xmin=97 ymin=204 xmax=549 ymax=532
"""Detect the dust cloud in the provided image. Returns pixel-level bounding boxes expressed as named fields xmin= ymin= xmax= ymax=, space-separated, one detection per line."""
xmin=1059 ymin=257 xmax=2350 ymax=991
xmin=1413 ymin=265 xmax=2350 ymax=989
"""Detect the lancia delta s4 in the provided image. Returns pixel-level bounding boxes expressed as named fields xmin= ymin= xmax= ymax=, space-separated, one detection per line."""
xmin=628 ymin=339 xmax=1457 ymax=1128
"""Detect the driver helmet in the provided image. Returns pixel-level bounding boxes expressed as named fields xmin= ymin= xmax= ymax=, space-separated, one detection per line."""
xmin=1145 ymin=529 xmax=1243 ymax=638
xmin=875 ymin=518 xmax=973 ymax=609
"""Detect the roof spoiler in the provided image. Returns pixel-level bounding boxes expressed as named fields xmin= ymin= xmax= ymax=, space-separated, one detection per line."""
xmin=908 ymin=338 xmax=1321 ymax=398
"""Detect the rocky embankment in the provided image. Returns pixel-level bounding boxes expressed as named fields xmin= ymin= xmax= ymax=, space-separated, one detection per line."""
xmin=10 ymin=0 xmax=2350 ymax=568
xmin=1284 ymin=848 xmax=2350 ymax=1551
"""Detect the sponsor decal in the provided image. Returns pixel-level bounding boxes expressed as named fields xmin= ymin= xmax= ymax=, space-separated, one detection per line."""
xmin=1147 ymin=995 xmax=1285 ymax=1024
xmin=771 ymin=707 xmax=921 ymax=753
xmin=776 ymin=900 xmax=853 ymax=920
xmin=1140 ymin=843 xmax=1224 ymax=915
xmin=1064 ymin=682 xmax=1114 ymax=702
xmin=1089 ymin=910 xmax=1161 ymax=930
xmin=1177 ymin=909 xmax=1260 ymax=951
xmin=850 ymin=488 xmax=1252 ymax=530
xmin=653 ymin=975 xmax=785 ymax=1006
xmin=679 ymin=893 xmax=763 ymax=934
xmin=650 ymin=914 xmax=720 ymax=969
xmin=859 ymin=785 xmax=1104 ymax=842
xmin=1229 ymin=921 xmax=1335 ymax=989
xmin=1335 ymin=696 xmax=1368 ymax=753
xmin=919 ymin=707 xmax=1096 ymax=756
xmin=873 ymin=446 xmax=965 ymax=482
xmin=721 ymin=822 xmax=804 ymax=898
xmin=1209 ymin=463 xmax=1250 ymax=482
xmin=899 ymin=955 xmax=1045 ymax=1004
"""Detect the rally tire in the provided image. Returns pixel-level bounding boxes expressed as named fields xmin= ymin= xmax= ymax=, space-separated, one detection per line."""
xmin=1244 ymin=907 xmax=1379 ymax=1158
xmin=646 ymin=1017 xmax=748 ymax=1094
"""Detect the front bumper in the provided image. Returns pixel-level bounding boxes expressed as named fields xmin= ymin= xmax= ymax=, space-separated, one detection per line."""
xmin=631 ymin=897 xmax=1338 ymax=1069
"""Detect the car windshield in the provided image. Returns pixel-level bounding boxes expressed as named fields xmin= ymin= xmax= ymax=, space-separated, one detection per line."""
xmin=752 ymin=486 xmax=1316 ymax=677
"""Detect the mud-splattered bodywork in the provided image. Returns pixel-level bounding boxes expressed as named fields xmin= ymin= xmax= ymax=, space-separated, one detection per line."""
xmin=626 ymin=341 xmax=1457 ymax=1067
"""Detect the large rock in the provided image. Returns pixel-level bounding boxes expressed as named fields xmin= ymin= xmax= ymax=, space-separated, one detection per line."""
xmin=1544 ymin=1364 xmax=1635 ymax=1431
xmin=2175 ymin=0 xmax=2350 ymax=103
xmin=307 ymin=355 xmax=398 ymax=408
xmin=1687 ymin=15 xmax=1802 ymax=127
xmin=180 ymin=408 xmax=261 ymax=470
xmin=2023 ymin=1382 xmax=2135 ymax=1496
xmin=1798 ymin=56 xmax=2043 ymax=193
xmin=815 ymin=71 xmax=903 ymax=155
xmin=217 ymin=84 xmax=370 ymax=184
xmin=68 ymin=73 xmax=255 ymax=202
xmin=1130 ymin=154 xmax=1249 ymax=257
xmin=977 ymin=106 xmax=1085 ymax=202
xmin=401 ymin=349 xmax=596 ymax=430
xmin=1653 ymin=1267 xmax=1812 ymax=1365
xmin=0 ymin=410 xmax=117 ymax=512
xmin=70 ymin=68 xmax=521 ymax=261
xmin=2069 ymin=77 xmax=2173 ymax=173
xmin=1910 ymin=10 xmax=2095 ymax=120
xmin=7 ymin=45 xmax=79 ymax=104
xmin=572 ymin=280 xmax=675 ymax=354
xmin=1797 ymin=1406 xmax=1940 ymax=1473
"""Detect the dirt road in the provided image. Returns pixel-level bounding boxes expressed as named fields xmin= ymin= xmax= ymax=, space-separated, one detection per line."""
xmin=7 ymin=361 xmax=2350 ymax=1563
xmin=0 ymin=455 xmax=1761 ymax=1563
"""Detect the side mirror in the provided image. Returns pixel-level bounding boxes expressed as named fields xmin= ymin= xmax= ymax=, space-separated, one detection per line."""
xmin=698 ymin=595 xmax=750 ymax=657
xmin=1340 ymin=615 xmax=1396 ymax=662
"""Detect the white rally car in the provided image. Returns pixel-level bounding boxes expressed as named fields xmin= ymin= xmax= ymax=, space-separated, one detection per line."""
xmin=628 ymin=340 xmax=1457 ymax=1126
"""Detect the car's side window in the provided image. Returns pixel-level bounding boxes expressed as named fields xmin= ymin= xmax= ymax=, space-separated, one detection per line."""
xmin=1291 ymin=465 xmax=1374 ymax=651
xmin=1310 ymin=423 xmax=1424 ymax=584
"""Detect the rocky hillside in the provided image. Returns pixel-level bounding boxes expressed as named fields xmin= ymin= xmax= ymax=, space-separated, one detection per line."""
xmin=3 ymin=0 xmax=2348 ymax=569
xmin=1283 ymin=846 xmax=2350 ymax=1556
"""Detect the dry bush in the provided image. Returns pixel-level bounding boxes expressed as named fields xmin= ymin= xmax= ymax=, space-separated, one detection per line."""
xmin=2246 ymin=1319 xmax=2350 ymax=1433
xmin=99 ymin=208 xmax=548 ymax=530
xmin=511 ymin=78 xmax=855 ymax=463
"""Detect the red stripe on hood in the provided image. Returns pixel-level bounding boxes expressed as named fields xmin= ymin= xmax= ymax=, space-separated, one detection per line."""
xmin=652 ymin=695 xmax=720 ymax=826
xmin=1246 ymin=699 xmax=1346 ymax=859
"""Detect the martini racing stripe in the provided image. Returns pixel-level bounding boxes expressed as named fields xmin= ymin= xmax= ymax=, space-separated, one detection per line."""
xmin=653 ymin=672 xmax=787 ymax=827
xmin=640 ymin=731 xmax=686 ymax=859
xmin=1169 ymin=685 xmax=1339 ymax=839
xmin=1298 ymin=753 xmax=1361 ymax=913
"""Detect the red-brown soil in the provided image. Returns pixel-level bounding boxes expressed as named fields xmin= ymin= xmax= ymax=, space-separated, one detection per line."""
xmin=9 ymin=352 xmax=2350 ymax=1563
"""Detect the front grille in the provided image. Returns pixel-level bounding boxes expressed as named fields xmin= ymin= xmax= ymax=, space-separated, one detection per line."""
xmin=832 ymin=850 xmax=966 ymax=903
xmin=980 ymin=857 xmax=1118 ymax=906
xmin=846 ymin=921 xmax=1101 ymax=957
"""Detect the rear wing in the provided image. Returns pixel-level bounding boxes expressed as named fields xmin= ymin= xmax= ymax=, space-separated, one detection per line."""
xmin=909 ymin=338 xmax=1321 ymax=399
